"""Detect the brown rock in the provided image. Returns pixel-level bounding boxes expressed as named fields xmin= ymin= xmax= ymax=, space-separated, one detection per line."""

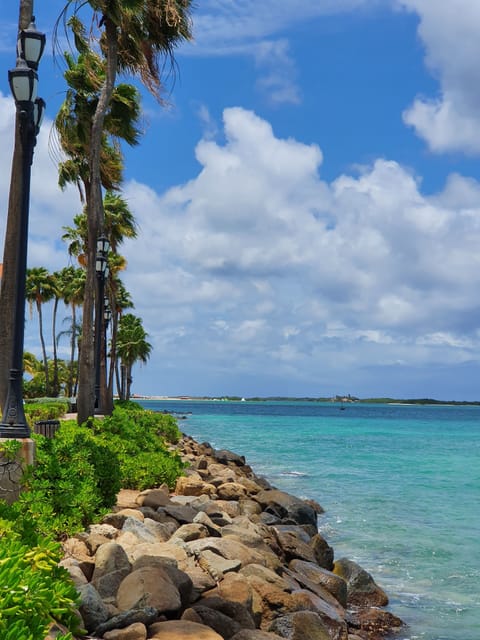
xmin=148 ymin=620 xmax=223 ymax=639
xmin=268 ymin=610 xmax=333 ymax=640
xmin=217 ymin=482 xmax=248 ymax=500
xmin=274 ymin=530 xmax=317 ymax=564
xmin=92 ymin=542 xmax=132 ymax=600
xmin=103 ymin=622 xmax=147 ymax=639
xmin=231 ymin=632 xmax=284 ymax=640
xmin=187 ymin=537 xmax=279 ymax=571
xmin=171 ymin=523 xmax=210 ymax=542
xmin=333 ymin=559 xmax=389 ymax=607
xmin=288 ymin=559 xmax=347 ymax=607
xmin=310 ymin=534 xmax=334 ymax=570
xmin=238 ymin=499 xmax=263 ymax=517
xmin=103 ymin=509 xmax=145 ymax=529
xmin=61 ymin=538 xmax=95 ymax=581
xmin=240 ymin=563 xmax=290 ymax=591
xmin=125 ymin=541 xmax=189 ymax=567
xmin=175 ymin=476 xmax=216 ymax=497
xmin=136 ymin=488 xmax=172 ymax=509
xmin=116 ymin=566 xmax=181 ymax=614
xmin=116 ymin=489 xmax=142 ymax=509
xmin=349 ymin=607 xmax=404 ymax=638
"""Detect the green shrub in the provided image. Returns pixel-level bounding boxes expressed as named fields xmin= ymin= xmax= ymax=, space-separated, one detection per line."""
xmin=0 ymin=516 xmax=82 ymax=639
xmin=24 ymin=400 xmax=69 ymax=424
xmin=95 ymin=407 xmax=185 ymax=489
xmin=19 ymin=421 xmax=121 ymax=538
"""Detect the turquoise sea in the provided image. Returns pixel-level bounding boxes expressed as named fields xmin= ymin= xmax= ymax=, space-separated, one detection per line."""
xmin=137 ymin=399 xmax=479 ymax=640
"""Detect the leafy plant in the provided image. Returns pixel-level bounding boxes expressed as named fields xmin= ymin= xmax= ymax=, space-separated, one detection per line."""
xmin=17 ymin=420 xmax=121 ymax=538
xmin=0 ymin=518 xmax=82 ymax=639
xmin=94 ymin=407 xmax=185 ymax=489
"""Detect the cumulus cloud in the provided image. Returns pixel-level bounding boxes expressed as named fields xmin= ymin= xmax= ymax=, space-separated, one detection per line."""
xmin=2 ymin=97 xmax=479 ymax=397
xmin=399 ymin=0 xmax=480 ymax=153
xmin=117 ymin=107 xmax=480 ymax=395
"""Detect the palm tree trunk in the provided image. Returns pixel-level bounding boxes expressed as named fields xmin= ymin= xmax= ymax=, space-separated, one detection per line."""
xmin=0 ymin=0 xmax=34 ymax=412
xmin=68 ymin=303 xmax=76 ymax=399
xmin=76 ymin=17 xmax=118 ymax=424
xmin=125 ymin=363 xmax=133 ymax=401
xmin=36 ymin=299 xmax=49 ymax=395
xmin=52 ymin=297 xmax=59 ymax=396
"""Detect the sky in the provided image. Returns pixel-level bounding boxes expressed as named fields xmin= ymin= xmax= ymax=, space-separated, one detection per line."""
xmin=1 ymin=1 xmax=480 ymax=401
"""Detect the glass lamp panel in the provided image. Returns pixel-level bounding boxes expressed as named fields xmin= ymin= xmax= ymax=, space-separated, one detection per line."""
xmin=8 ymin=65 xmax=38 ymax=103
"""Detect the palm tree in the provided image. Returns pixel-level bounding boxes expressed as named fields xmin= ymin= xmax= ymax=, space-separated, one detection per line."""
xmin=58 ymin=266 xmax=85 ymax=398
xmin=116 ymin=313 xmax=152 ymax=401
xmin=50 ymin=270 xmax=64 ymax=397
xmin=108 ymin=277 xmax=133 ymax=399
xmin=25 ymin=267 xmax=56 ymax=396
xmin=55 ymin=1 xmax=193 ymax=423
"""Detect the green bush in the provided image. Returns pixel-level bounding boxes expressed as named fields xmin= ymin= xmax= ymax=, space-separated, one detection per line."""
xmin=95 ymin=407 xmax=185 ymax=489
xmin=24 ymin=400 xmax=69 ymax=424
xmin=19 ymin=421 xmax=121 ymax=538
xmin=0 ymin=515 xmax=82 ymax=639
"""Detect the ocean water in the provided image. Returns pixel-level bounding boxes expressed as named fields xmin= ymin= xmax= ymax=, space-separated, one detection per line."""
xmin=136 ymin=399 xmax=480 ymax=640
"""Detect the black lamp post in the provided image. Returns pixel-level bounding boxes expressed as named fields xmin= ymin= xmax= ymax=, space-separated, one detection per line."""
xmin=0 ymin=19 xmax=45 ymax=438
xmin=94 ymin=235 xmax=109 ymax=411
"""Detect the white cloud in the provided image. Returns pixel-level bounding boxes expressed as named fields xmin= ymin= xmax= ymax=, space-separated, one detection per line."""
xmin=2 ymin=99 xmax=480 ymax=397
xmin=399 ymin=0 xmax=480 ymax=153
xmin=116 ymin=107 xmax=480 ymax=395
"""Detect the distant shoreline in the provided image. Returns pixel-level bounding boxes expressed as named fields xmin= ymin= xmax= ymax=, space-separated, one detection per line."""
xmin=132 ymin=395 xmax=480 ymax=406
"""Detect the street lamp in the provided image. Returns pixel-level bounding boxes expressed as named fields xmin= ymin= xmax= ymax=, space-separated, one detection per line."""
xmin=0 ymin=19 xmax=46 ymax=438
xmin=94 ymin=235 xmax=110 ymax=411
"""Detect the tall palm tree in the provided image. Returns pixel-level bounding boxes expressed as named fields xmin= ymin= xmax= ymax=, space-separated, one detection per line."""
xmin=50 ymin=270 xmax=63 ymax=397
xmin=108 ymin=276 xmax=133 ymax=399
xmin=25 ymin=267 xmax=56 ymax=396
xmin=55 ymin=1 xmax=193 ymax=423
xmin=58 ymin=266 xmax=85 ymax=398
xmin=0 ymin=0 xmax=35 ymax=411
xmin=116 ymin=313 xmax=151 ymax=401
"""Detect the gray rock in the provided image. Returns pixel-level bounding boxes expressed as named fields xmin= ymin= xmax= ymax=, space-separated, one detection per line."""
xmin=213 ymin=448 xmax=246 ymax=466
xmin=77 ymin=583 xmax=110 ymax=632
xmin=160 ymin=503 xmax=199 ymax=524
xmin=94 ymin=606 xmax=158 ymax=636
xmin=254 ymin=490 xmax=317 ymax=529
xmin=191 ymin=604 xmax=244 ymax=639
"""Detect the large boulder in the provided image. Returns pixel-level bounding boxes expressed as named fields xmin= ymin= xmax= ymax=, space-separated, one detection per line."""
xmin=116 ymin=566 xmax=182 ymax=614
xmin=253 ymin=490 xmax=318 ymax=529
xmin=92 ymin=542 xmax=132 ymax=599
xmin=288 ymin=559 xmax=347 ymax=608
xmin=333 ymin=558 xmax=389 ymax=607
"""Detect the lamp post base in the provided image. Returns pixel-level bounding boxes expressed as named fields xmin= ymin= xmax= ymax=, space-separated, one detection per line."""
xmin=0 ymin=369 xmax=30 ymax=438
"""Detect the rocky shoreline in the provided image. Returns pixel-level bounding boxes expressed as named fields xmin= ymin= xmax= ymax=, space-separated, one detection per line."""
xmin=56 ymin=435 xmax=404 ymax=640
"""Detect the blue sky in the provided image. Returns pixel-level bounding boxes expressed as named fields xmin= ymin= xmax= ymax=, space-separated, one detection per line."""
xmin=1 ymin=1 xmax=480 ymax=400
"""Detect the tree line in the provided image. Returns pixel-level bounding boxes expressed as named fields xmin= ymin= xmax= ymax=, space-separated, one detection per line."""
xmin=0 ymin=0 xmax=194 ymax=420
